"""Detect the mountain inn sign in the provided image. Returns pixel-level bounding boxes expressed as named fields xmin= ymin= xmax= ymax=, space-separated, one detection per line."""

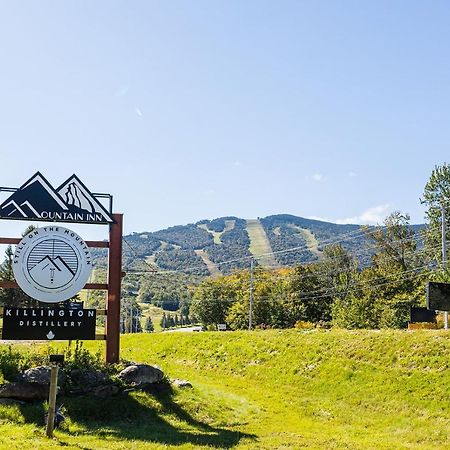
xmin=0 ymin=172 xmax=123 ymax=363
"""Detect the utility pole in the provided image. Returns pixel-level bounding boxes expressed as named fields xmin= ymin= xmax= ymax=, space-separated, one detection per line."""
xmin=442 ymin=205 xmax=449 ymax=330
xmin=130 ymin=304 xmax=133 ymax=333
xmin=249 ymin=258 xmax=254 ymax=330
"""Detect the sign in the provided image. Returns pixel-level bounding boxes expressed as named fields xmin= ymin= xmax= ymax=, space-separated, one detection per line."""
xmin=0 ymin=172 xmax=113 ymax=224
xmin=13 ymin=227 xmax=92 ymax=303
xmin=217 ymin=323 xmax=227 ymax=331
xmin=426 ymin=282 xmax=450 ymax=311
xmin=2 ymin=307 xmax=96 ymax=340
xmin=410 ymin=307 xmax=436 ymax=323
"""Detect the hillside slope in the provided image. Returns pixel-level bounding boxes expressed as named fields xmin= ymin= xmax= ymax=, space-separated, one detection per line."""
xmin=117 ymin=329 xmax=450 ymax=449
xmin=2 ymin=330 xmax=447 ymax=449
xmin=92 ymin=214 xmax=424 ymax=277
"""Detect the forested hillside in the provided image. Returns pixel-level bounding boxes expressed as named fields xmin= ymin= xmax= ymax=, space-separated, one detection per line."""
xmin=93 ymin=214 xmax=423 ymax=277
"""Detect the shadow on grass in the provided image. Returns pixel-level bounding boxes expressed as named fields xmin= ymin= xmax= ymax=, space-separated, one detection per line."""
xmin=18 ymin=385 xmax=255 ymax=449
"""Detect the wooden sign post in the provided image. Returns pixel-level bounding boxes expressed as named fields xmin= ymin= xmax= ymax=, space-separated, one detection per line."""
xmin=106 ymin=213 xmax=123 ymax=363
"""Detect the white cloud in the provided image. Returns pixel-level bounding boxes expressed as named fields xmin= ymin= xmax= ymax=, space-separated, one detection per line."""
xmin=307 ymin=215 xmax=332 ymax=222
xmin=335 ymin=204 xmax=393 ymax=225
xmin=348 ymin=171 xmax=357 ymax=178
xmin=135 ymin=107 xmax=143 ymax=117
xmin=308 ymin=204 xmax=393 ymax=225
xmin=310 ymin=173 xmax=323 ymax=182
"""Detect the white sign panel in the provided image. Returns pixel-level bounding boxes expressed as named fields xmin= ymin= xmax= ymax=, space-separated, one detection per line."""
xmin=13 ymin=226 xmax=92 ymax=303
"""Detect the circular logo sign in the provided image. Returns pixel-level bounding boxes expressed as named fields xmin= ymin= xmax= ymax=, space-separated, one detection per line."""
xmin=13 ymin=226 xmax=92 ymax=303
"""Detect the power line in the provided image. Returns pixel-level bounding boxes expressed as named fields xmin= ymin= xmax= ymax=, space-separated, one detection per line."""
xmin=188 ymin=265 xmax=430 ymax=305
xmin=125 ymin=224 xmax=382 ymax=274
xmin=124 ymin=226 xmax=427 ymax=277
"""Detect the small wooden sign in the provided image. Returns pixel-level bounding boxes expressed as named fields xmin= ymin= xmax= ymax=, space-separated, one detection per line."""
xmin=2 ymin=307 xmax=97 ymax=340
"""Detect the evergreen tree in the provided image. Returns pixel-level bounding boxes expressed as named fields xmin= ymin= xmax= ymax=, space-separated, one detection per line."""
xmin=166 ymin=314 xmax=175 ymax=328
xmin=160 ymin=312 xmax=167 ymax=329
xmin=145 ymin=316 xmax=154 ymax=332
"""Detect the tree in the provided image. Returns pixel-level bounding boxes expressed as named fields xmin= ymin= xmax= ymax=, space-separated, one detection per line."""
xmin=144 ymin=316 xmax=154 ymax=332
xmin=319 ymin=244 xmax=358 ymax=301
xmin=365 ymin=211 xmax=419 ymax=272
xmin=160 ymin=312 xmax=167 ymax=329
xmin=285 ymin=264 xmax=333 ymax=325
xmin=190 ymin=278 xmax=235 ymax=326
xmin=421 ymin=163 xmax=450 ymax=266
xmin=333 ymin=212 xmax=427 ymax=329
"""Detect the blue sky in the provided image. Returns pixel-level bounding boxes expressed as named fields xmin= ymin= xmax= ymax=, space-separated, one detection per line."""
xmin=1 ymin=1 xmax=449 ymax=240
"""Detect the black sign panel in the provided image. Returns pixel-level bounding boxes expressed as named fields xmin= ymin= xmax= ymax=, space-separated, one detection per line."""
xmin=2 ymin=307 xmax=97 ymax=340
xmin=426 ymin=282 xmax=450 ymax=312
xmin=0 ymin=172 xmax=113 ymax=224
xmin=410 ymin=307 xmax=436 ymax=323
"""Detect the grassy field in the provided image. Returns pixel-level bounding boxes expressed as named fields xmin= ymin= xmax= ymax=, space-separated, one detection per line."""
xmin=0 ymin=329 xmax=449 ymax=449
xmin=245 ymin=219 xmax=278 ymax=269
xmin=194 ymin=249 xmax=221 ymax=277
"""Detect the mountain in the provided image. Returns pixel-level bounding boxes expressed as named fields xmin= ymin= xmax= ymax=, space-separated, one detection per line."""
xmin=56 ymin=174 xmax=113 ymax=222
xmin=29 ymin=255 xmax=74 ymax=288
xmin=0 ymin=173 xmax=67 ymax=219
xmin=92 ymin=214 xmax=425 ymax=277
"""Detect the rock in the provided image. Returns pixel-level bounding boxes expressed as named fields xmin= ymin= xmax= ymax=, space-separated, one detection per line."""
xmin=20 ymin=366 xmax=66 ymax=386
xmin=118 ymin=364 xmax=164 ymax=386
xmin=0 ymin=382 xmax=49 ymax=401
xmin=66 ymin=368 xmax=108 ymax=395
xmin=69 ymin=368 xmax=106 ymax=385
xmin=171 ymin=379 xmax=193 ymax=389
xmin=91 ymin=384 xmax=119 ymax=397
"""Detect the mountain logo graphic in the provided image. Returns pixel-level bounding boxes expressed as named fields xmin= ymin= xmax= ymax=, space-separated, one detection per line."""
xmin=0 ymin=172 xmax=113 ymax=224
xmin=13 ymin=227 xmax=93 ymax=303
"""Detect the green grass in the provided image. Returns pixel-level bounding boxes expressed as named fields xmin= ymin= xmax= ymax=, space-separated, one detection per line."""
xmin=246 ymin=219 xmax=278 ymax=268
xmin=290 ymin=225 xmax=322 ymax=258
xmin=138 ymin=304 xmax=166 ymax=332
xmin=0 ymin=329 xmax=449 ymax=449
xmin=198 ymin=221 xmax=235 ymax=245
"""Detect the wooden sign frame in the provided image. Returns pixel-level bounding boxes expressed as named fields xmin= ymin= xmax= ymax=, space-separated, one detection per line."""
xmin=0 ymin=213 xmax=123 ymax=363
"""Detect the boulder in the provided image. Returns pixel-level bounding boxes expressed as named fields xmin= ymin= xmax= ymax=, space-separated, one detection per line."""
xmin=66 ymin=368 xmax=108 ymax=394
xmin=20 ymin=366 xmax=66 ymax=386
xmin=171 ymin=379 xmax=193 ymax=389
xmin=0 ymin=382 xmax=48 ymax=401
xmin=118 ymin=364 xmax=164 ymax=386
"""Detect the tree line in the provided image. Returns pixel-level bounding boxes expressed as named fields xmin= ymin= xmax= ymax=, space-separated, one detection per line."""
xmin=190 ymin=164 xmax=450 ymax=329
